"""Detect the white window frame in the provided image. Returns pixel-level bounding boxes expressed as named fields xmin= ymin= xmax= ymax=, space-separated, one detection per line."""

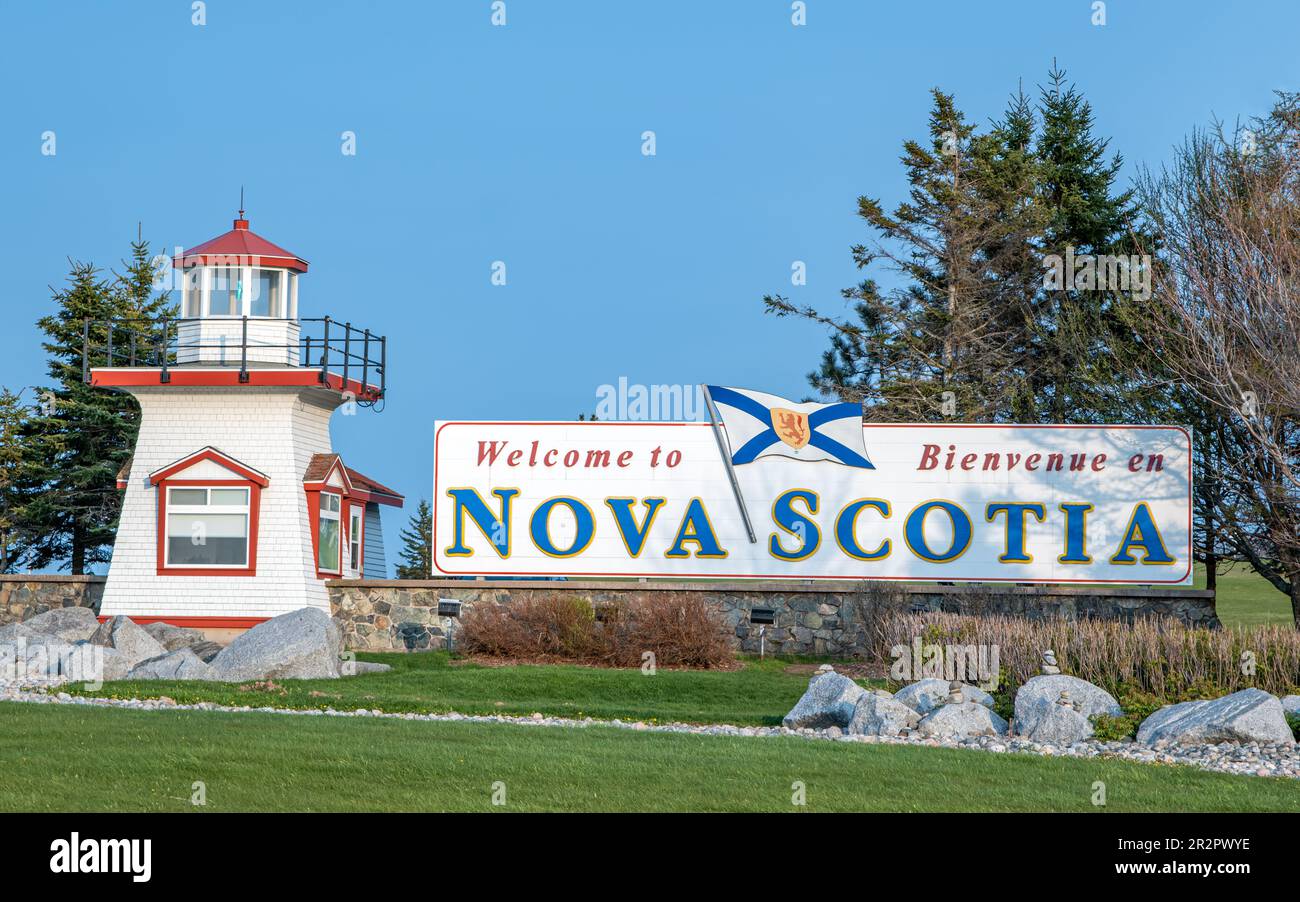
xmin=247 ymin=267 xmax=288 ymax=319
xmin=182 ymin=268 xmax=204 ymax=318
xmin=349 ymin=506 xmax=364 ymax=575
xmin=318 ymin=491 xmax=342 ymax=574
xmin=206 ymin=264 xmax=244 ymax=318
xmin=163 ymin=485 xmax=252 ymax=569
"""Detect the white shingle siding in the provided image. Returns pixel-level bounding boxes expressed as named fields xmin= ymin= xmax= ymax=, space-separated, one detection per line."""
xmin=100 ymin=385 xmax=342 ymax=619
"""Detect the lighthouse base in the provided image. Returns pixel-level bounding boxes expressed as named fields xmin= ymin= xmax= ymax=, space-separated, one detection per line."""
xmin=100 ymin=383 xmax=341 ymax=622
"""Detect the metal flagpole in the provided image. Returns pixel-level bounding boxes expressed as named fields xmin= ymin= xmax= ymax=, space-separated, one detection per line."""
xmin=701 ymin=384 xmax=757 ymax=544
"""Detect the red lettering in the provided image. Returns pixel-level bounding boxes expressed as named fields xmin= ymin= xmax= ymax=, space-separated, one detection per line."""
xmin=918 ymin=444 xmax=941 ymax=470
xmin=477 ymin=441 xmax=508 ymax=466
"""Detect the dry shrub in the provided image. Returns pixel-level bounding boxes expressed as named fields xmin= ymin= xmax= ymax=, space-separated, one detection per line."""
xmin=459 ymin=593 xmax=732 ymax=669
xmin=602 ymin=595 xmax=734 ymax=668
xmin=458 ymin=596 xmax=601 ymax=660
xmin=863 ymin=608 xmax=1300 ymax=698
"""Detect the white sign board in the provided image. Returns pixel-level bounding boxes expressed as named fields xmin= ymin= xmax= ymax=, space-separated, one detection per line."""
xmin=433 ymin=421 xmax=1192 ymax=585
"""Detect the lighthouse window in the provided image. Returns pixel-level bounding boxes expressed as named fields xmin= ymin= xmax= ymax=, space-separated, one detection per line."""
xmin=165 ymin=486 xmax=250 ymax=567
xmin=318 ymin=492 xmax=342 ymax=573
xmin=349 ymin=508 xmax=363 ymax=573
xmin=183 ymin=269 xmax=203 ymax=317
xmin=249 ymin=269 xmax=282 ymax=318
xmin=208 ymin=266 xmax=243 ymax=317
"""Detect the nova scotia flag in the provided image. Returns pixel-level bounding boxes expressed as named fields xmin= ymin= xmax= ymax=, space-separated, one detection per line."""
xmin=704 ymin=386 xmax=874 ymax=469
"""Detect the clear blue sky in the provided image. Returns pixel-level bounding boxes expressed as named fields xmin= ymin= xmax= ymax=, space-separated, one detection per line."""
xmin=1 ymin=0 xmax=1295 ymax=571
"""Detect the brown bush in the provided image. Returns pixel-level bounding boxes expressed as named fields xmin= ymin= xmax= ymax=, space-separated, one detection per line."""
xmin=862 ymin=608 xmax=1300 ymax=698
xmin=602 ymin=595 xmax=735 ymax=668
xmin=458 ymin=593 xmax=732 ymax=669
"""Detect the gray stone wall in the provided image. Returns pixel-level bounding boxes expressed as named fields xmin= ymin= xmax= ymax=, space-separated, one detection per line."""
xmin=0 ymin=575 xmax=104 ymax=626
xmin=327 ymin=579 xmax=1220 ymax=656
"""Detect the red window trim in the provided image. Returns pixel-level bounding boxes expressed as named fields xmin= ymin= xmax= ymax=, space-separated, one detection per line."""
xmin=307 ymin=488 xmax=345 ymax=579
xmin=305 ymin=489 xmax=367 ymax=580
xmin=156 ymin=478 xmax=262 ymax=577
xmin=304 ymin=456 xmax=367 ymax=580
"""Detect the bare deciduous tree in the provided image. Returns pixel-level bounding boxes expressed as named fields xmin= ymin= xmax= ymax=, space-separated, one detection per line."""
xmin=1134 ymin=94 xmax=1300 ymax=623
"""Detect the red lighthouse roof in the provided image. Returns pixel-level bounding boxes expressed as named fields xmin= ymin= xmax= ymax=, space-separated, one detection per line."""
xmin=173 ymin=214 xmax=309 ymax=273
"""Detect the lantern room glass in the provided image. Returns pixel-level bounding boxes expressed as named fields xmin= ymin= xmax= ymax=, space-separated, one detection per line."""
xmin=249 ymin=268 xmax=283 ymax=318
xmin=184 ymin=265 xmax=289 ymax=318
xmin=208 ymin=266 xmax=243 ymax=317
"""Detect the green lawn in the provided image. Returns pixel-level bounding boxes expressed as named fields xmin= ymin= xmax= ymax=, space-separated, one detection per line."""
xmin=1 ymin=702 xmax=1295 ymax=812
xmin=1196 ymin=562 xmax=1295 ymax=628
xmin=66 ymin=652 xmax=836 ymax=726
xmin=60 ymin=563 xmax=1295 ymax=725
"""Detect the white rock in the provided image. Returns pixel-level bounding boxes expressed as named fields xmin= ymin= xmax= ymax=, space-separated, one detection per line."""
xmin=127 ymin=648 xmax=217 ymax=681
xmin=12 ymin=607 xmax=101 ymax=643
xmin=895 ymin=678 xmax=993 ymax=714
xmin=1137 ymin=688 xmax=1295 ymax=747
xmin=14 ymin=640 xmax=79 ymax=680
xmin=344 ymin=661 xmax=392 ymax=675
xmin=846 ymin=693 xmax=920 ymax=737
xmin=209 ymin=608 xmax=342 ymax=681
xmin=782 ymin=671 xmax=867 ymax=729
xmin=917 ymin=701 xmax=1008 ymax=739
xmin=142 ymin=622 xmax=208 ymax=652
xmin=90 ymin=616 xmax=168 ymax=669
xmin=1282 ymin=695 xmax=1300 ymax=719
xmin=1018 ymin=700 xmax=1094 ymax=745
xmin=1013 ymin=674 xmax=1121 ymax=741
xmin=55 ymin=643 xmax=133 ymax=682
xmin=0 ymin=623 xmax=49 ymax=644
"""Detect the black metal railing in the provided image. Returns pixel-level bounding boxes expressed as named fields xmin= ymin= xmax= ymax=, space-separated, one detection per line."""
xmin=82 ymin=316 xmax=386 ymax=399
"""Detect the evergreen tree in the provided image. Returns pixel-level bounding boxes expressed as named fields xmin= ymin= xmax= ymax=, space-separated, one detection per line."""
xmin=0 ymin=388 xmax=33 ymax=572
xmin=767 ymin=67 xmax=1142 ymax=426
xmin=115 ymin=231 xmax=176 ymax=329
xmin=1027 ymin=63 xmax=1142 ymax=423
xmin=20 ymin=237 xmax=176 ymax=573
xmin=396 ymin=499 xmax=433 ymax=580
xmin=766 ymin=89 xmax=1041 ymax=422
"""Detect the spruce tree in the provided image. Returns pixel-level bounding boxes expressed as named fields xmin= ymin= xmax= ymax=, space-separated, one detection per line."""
xmin=396 ymin=499 xmax=433 ymax=580
xmin=21 ymin=237 xmax=176 ymax=573
xmin=1028 ymin=63 xmax=1142 ymax=423
xmin=115 ymin=232 xmax=176 ymax=333
xmin=0 ymin=388 xmax=33 ymax=572
xmin=766 ymin=89 xmax=1041 ymax=422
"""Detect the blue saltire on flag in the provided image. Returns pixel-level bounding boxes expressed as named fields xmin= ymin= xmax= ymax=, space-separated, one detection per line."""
xmin=704 ymin=385 xmax=874 ymax=469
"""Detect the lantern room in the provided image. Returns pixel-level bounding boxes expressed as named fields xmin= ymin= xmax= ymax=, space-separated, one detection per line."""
xmin=172 ymin=211 xmax=309 ymax=366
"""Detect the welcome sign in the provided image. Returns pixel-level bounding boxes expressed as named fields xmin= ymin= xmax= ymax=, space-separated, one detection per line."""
xmin=432 ymin=419 xmax=1193 ymax=584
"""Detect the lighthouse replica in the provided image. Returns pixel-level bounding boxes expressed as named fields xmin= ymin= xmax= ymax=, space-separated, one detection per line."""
xmin=88 ymin=210 xmax=402 ymax=635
